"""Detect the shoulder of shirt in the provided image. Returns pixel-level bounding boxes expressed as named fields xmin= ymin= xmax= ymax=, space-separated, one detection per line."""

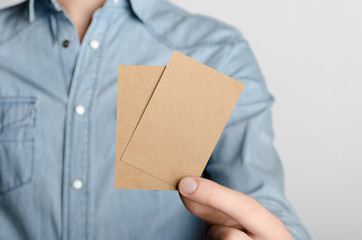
xmin=144 ymin=0 xmax=245 ymax=50
xmin=0 ymin=2 xmax=38 ymax=47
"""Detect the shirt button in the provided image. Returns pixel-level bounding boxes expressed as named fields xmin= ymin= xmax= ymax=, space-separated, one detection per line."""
xmin=90 ymin=40 xmax=100 ymax=49
xmin=72 ymin=179 xmax=83 ymax=190
xmin=75 ymin=105 xmax=86 ymax=115
xmin=62 ymin=40 xmax=70 ymax=48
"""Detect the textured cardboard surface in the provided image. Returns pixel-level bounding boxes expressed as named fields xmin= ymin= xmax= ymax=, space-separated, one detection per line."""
xmin=115 ymin=65 xmax=174 ymax=190
xmin=115 ymin=51 xmax=244 ymax=190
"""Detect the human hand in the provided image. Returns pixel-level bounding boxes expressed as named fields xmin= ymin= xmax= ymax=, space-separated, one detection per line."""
xmin=178 ymin=177 xmax=292 ymax=240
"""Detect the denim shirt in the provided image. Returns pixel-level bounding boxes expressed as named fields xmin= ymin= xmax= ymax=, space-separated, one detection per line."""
xmin=0 ymin=0 xmax=310 ymax=239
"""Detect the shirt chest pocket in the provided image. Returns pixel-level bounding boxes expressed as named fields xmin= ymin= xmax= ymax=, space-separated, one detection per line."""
xmin=0 ymin=97 xmax=36 ymax=194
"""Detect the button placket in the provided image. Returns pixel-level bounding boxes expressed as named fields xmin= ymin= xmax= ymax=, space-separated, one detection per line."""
xmin=63 ymin=12 xmax=108 ymax=240
xmin=57 ymin=15 xmax=81 ymax=93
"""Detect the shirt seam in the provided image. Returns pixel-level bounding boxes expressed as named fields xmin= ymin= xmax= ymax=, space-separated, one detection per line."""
xmin=0 ymin=13 xmax=47 ymax=48
xmin=140 ymin=0 xmax=158 ymax=22
xmin=143 ymin=21 xmax=243 ymax=51
xmin=142 ymin=0 xmax=244 ymax=50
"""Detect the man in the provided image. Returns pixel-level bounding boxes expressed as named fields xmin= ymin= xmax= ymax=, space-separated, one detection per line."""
xmin=0 ymin=0 xmax=310 ymax=239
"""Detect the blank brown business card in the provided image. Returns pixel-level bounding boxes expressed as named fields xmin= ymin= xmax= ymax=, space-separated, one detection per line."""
xmin=115 ymin=51 xmax=244 ymax=190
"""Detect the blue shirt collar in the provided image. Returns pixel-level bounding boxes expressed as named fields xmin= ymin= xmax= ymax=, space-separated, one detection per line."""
xmin=27 ymin=0 xmax=157 ymax=23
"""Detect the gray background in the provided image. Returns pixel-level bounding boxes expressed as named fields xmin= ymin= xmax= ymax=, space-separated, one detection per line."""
xmin=171 ymin=0 xmax=362 ymax=239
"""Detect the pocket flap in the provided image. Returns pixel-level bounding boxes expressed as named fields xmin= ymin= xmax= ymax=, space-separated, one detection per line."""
xmin=0 ymin=97 xmax=36 ymax=135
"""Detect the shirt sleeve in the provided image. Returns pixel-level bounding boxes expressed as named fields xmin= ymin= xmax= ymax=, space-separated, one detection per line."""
xmin=204 ymin=36 xmax=311 ymax=240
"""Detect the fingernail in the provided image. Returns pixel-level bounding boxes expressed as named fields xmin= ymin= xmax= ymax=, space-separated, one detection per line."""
xmin=179 ymin=177 xmax=197 ymax=194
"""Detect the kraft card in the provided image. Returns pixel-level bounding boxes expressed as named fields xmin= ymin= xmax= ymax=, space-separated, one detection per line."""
xmin=115 ymin=51 xmax=245 ymax=190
